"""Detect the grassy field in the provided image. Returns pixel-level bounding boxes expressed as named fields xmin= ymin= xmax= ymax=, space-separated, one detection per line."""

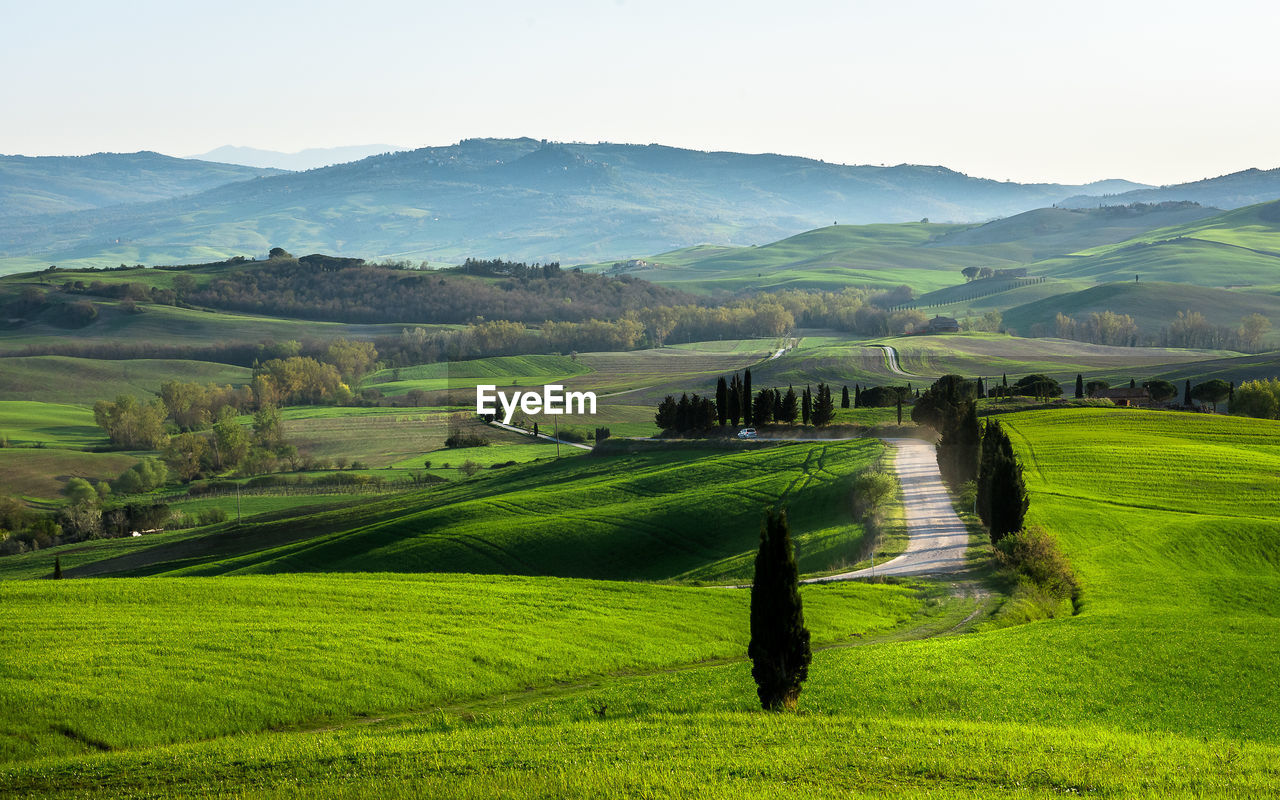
xmin=9 ymin=441 xmax=888 ymax=583
xmin=0 ymin=357 xmax=251 ymax=404
xmin=363 ymin=354 xmax=591 ymax=395
xmin=1001 ymin=280 xmax=1280 ymax=346
xmin=0 ymin=573 xmax=943 ymax=763
xmin=0 ymin=298 xmax=417 ymax=350
xmin=3 ymin=409 xmax=1278 ymax=796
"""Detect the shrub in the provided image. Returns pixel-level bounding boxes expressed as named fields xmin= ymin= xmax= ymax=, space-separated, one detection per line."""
xmin=851 ymin=468 xmax=895 ymax=519
xmin=556 ymin=428 xmax=587 ymax=444
xmin=995 ymin=526 xmax=1080 ymax=604
xmin=444 ymin=433 xmax=490 ymax=448
xmin=459 ymin=460 xmax=481 ymax=477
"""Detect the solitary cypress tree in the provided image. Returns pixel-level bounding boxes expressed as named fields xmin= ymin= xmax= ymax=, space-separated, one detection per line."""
xmin=1075 ymin=374 xmax=1085 ymax=399
xmin=1184 ymin=379 xmax=1192 ymax=406
xmin=743 ymin=369 xmax=753 ymax=426
xmin=53 ymin=556 xmax=63 ymax=580
xmin=841 ymin=385 xmax=850 ymax=409
xmin=716 ymin=377 xmax=728 ymax=426
xmin=1130 ymin=378 xmax=1136 ymax=389
xmin=976 ymin=377 xmax=986 ymax=398
xmin=748 ymin=508 xmax=811 ymax=711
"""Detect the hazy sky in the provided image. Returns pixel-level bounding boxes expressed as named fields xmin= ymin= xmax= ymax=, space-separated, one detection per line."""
xmin=2 ymin=0 xmax=1276 ymax=185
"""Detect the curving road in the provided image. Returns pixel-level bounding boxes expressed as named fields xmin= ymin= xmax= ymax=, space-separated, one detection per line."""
xmin=873 ymin=344 xmax=911 ymax=377
xmin=804 ymin=438 xmax=970 ymax=582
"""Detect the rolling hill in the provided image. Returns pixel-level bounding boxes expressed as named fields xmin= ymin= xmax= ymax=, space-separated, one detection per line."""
xmin=0 ymin=152 xmax=282 ymax=219
xmin=1062 ymin=165 xmax=1280 ymax=210
xmin=0 ymin=138 xmax=1153 ymax=274
xmin=1002 ymin=281 xmax=1280 ymax=340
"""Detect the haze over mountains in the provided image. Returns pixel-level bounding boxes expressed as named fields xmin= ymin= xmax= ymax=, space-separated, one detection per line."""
xmin=2 ymin=138 xmax=1280 ymax=273
xmin=187 ymin=144 xmax=408 ymax=171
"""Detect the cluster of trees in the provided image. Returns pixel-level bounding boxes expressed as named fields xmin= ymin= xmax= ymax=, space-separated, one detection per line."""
xmin=1051 ymin=310 xmax=1273 ymax=353
xmin=179 ymin=256 xmax=692 ymax=326
xmin=1232 ymin=378 xmax=1280 ymax=419
xmin=655 ymin=393 xmax=718 ymax=432
xmin=455 ymin=258 xmax=562 ymax=279
xmin=912 ymin=375 xmax=980 ymax=486
xmin=851 ymin=384 xmax=913 ymax=407
xmin=658 ymin=374 xmax=844 ymax=433
xmin=164 ymin=404 xmax=294 ymax=481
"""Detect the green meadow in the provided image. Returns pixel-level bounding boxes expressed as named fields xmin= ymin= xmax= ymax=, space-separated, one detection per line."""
xmin=1 ymin=408 xmax=1278 ymax=797
xmin=14 ymin=441 xmax=888 ymax=583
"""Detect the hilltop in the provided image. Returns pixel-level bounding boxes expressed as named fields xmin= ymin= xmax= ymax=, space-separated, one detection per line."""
xmin=0 ymin=139 xmax=1155 ymax=274
xmin=0 ymin=152 xmax=282 ymax=218
xmin=1062 ymin=165 xmax=1280 ymax=210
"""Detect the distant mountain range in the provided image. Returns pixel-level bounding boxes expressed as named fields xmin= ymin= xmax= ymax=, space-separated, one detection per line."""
xmin=0 ymin=152 xmax=280 ymax=218
xmin=1061 ymin=167 xmax=1280 ymax=210
xmin=187 ymin=144 xmax=408 ymax=171
xmin=2 ymin=138 xmax=1279 ymax=273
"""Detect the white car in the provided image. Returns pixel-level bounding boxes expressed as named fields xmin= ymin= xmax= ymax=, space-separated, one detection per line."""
xmin=737 ymin=427 xmax=757 ymax=439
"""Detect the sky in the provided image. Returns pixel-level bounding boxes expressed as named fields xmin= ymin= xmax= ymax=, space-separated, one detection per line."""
xmin=2 ymin=0 xmax=1277 ymax=186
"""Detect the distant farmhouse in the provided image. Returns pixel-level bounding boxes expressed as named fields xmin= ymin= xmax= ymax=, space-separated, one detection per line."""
xmin=926 ymin=315 xmax=961 ymax=334
xmin=1093 ymin=386 xmax=1152 ymax=407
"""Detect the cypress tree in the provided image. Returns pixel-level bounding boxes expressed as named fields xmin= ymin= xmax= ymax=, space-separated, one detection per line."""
xmin=743 ymin=369 xmax=753 ymax=426
xmin=812 ymin=383 xmax=835 ymax=426
xmin=988 ymin=448 xmax=1029 ymax=544
xmin=977 ymin=419 xmax=1014 ymax=526
xmin=748 ymin=508 xmax=811 ymax=711
xmin=976 ymin=377 xmax=985 ymax=398
xmin=841 ymin=385 xmax=850 ymax=409
xmin=854 ymin=384 xmax=862 ymax=407
xmin=716 ymin=377 xmax=728 ymax=426
xmin=53 ymin=556 xmax=63 ymax=580
xmin=801 ymin=387 xmax=812 ymax=425
xmin=1075 ymin=374 xmax=1085 ymax=399
xmin=1130 ymin=378 xmax=1136 ymax=389
xmin=676 ymin=393 xmax=691 ymax=432
xmin=772 ymin=388 xmax=784 ymax=421
xmin=896 ymin=394 xmax=903 ymax=425
xmin=728 ymin=375 xmax=742 ymax=427
xmin=1184 ymin=379 xmax=1192 ymax=406
xmin=781 ymin=386 xmax=798 ymax=423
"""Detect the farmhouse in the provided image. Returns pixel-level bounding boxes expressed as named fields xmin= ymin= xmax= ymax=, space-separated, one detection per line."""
xmin=1094 ymin=386 xmax=1152 ymax=407
xmin=926 ymin=315 xmax=961 ymax=334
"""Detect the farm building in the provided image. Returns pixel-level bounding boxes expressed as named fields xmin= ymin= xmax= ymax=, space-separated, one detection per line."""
xmin=926 ymin=316 xmax=961 ymax=334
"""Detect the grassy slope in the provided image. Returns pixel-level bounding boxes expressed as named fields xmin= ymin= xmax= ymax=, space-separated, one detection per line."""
xmin=0 ymin=573 xmax=935 ymax=762
xmin=0 ymin=298 xmax=415 ymax=350
xmin=0 ymin=357 xmax=250 ymax=403
xmin=3 ymin=409 xmax=1279 ymax=796
xmin=1002 ymin=280 xmax=1280 ymax=343
xmin=7 ymin=442 xmax=884 ymax=583
xmin=1028 ymin=200 xmax=1280 ymax=286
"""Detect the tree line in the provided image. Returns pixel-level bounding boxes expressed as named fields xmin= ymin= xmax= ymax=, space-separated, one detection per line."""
xmin=1049 ymin=310 xmax=1273 ymax=353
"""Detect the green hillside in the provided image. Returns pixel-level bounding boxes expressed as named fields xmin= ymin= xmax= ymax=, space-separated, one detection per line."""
xmin=0 ymin=357 xmax=250 ymax=403
xmin=4 ymin=409 xmax=1279 ymax=797
xmin=1028 ymin=199 xmax=1280 ymax=286
xmin=1002 ymin=281 xmax=1280 ymax=344
xmin=0 ymin=573 xmax=936 ymax=762
xmin=9 ymin=441 xmax=886 ymax=583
